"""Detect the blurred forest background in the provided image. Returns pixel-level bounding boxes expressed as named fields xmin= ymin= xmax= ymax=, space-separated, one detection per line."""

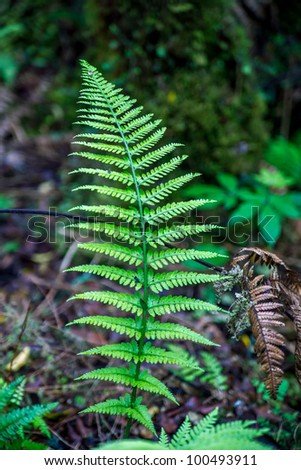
xmin=1 ymin=0 xmax=301 ymax=450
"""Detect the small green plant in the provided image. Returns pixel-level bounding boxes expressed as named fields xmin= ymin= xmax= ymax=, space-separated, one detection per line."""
xmin=184 ymin=169 xmax=301 ymax=246
xmin=66 ymin=60 xmax=225 ymax=437
xmin=264 ymin=136 xmax=301 ymax=186
xmin=167 ymin=345 xmax=228 ymax=392
xmin=0 ymin=376 xmax=57 ymax=449
xmin=199 ymin=351 xmax=228 ymax=392
xmin=254 ymin=379 xmax=301 ymax=449
xmin=96 ymin=407 xmax=271 ymax=450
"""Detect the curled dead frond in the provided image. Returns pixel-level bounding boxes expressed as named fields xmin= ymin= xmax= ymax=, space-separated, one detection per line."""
xmin=248 ymin=276 xmax=285 ymax=397
xmin=230 ymin=247 xmax=301 ymax=397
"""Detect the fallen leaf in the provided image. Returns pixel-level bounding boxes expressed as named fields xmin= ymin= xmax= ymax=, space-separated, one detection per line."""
xmin=6 ymin=346 xmax=31 ymax=371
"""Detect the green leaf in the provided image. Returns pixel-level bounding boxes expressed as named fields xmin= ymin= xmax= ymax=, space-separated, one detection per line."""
xmin=216 ymin=173 xmax=238 ymax=191
xmin=270 ymin=194 xmax=300 ymax=218
xmin=258 ymin=206 xmax=282 ymax=245
xmin=237 ymin=188 xmax=265 ymax=204
xmin=229 ymin=202 xmax=255 ymax=225
xmin=183 ymin=184 xmax=224 ymax=203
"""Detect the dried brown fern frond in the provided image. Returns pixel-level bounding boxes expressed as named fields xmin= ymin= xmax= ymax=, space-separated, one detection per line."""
xmin=274 ymin=281 xmax=301 ymax=386
xmin=247 ymin=276 xmax=285 ymax=397
xmin=232 ymin=247 xmax=288 ymax=274
xmin=230 ymin=247 xmax=301 ymax=397
xmin=293 ymin=312 xmax=301 ymax=386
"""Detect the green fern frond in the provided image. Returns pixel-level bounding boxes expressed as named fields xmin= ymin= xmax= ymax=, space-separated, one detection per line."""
xmin=166 ymin=344 xmax=202 ymax=382
xmin=82 ymin=395 xmax=156 ymax=435
xmin=0 ymin=377 xmax=24 ymax=411
xmin=121 ymin=113 xmax=154 ymax=132
xmin=191 ymin=420 xmax=268 ymax=450
xmin=165 ymin=408 xmax=270 ymax=450
xmin=74 ymin=132 xmax=123 ymax=144
xmin=66 ymin=60 xmax=225 ymax=437
xmin=32 ymin=416 xmax=52 ymax=438
xmin=119 ymin=106 xmax=144 ymax=124
xmin=0 ymin=377 xmax=57 ymax=449
xmin=170 ymin=416 xmax=192 ymax=449
xmin=9 ymin=377 xmax=26 ymax=407
xmin=0 ymin=406 xmax=39 ymax=441
xmin=199 ymin=351 xmax=229 ymax=391
xmin=188 ymin=407 xmax=219 ymax=440
xmin=167 ymin=346 xmax=229 ymax=392
xmin=158 ymin=428 xmax=170 ymax=448
xmin=97 ymin=409 xmax=271 ymax=450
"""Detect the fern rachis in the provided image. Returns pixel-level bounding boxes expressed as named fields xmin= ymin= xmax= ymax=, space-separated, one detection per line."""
xmin=67 ymin=61 xmax=223 ymax=437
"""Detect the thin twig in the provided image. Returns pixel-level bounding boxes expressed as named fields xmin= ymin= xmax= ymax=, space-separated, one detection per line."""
xmin=0 ymin=207 xmax=225 ymax=273
xmin=0 ymin=208 xmax=89 ymax=222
